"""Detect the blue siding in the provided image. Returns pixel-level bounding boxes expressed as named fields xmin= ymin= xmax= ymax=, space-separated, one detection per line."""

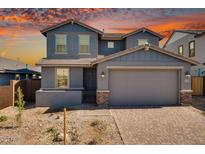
xmin=99 ymin=40 xmax=125 ymax=55
xmin=0 ymin=73 xmax=32 ymax=85
xmin=0 ymin=74 xmax=15 ymax=85
xmin=47 ymin=23 xmax=99 ymax=59
xmin=112 ymin=49 xmax=183 ymax=63
xmin=126 ymin=31 xmax=160 ymax=49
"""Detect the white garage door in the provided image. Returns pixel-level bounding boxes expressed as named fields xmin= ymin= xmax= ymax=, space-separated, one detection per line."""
xmin=109 ymin=69 xmax=178 ymax=106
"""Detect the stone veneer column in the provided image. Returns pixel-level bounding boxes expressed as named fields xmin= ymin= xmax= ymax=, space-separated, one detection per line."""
xmin=180 ymin=90 xmax=193 ymax=105
xmin=96 ymin=90 xmax=110 ymax=105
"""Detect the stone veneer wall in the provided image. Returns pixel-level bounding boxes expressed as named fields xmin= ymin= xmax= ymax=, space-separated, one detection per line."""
xmin=180 ymin=90 xmax=193 ymax=105
xmin=96 ymin=90 xmax=109 ymax=105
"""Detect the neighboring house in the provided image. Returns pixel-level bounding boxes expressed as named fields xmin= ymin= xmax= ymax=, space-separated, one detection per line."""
xmin=164 ymin=30 xmax=205 ymax=76
xmin=0 ymin=57 xmax=41 ymax=85
xmin=36 ymin=19 xmax=199 ymax=107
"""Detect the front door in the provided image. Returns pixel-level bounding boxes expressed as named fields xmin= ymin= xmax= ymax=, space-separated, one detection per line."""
xmin=83 ymin=68 xmax=97 ymax=103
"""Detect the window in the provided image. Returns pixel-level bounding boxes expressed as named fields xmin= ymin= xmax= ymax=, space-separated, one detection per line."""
xmin=138 ymin=39 xmax=148 ymax=46
xmin=15 ymin=74 xmax=20 ymax=80
xmin=189 ymin=41 xmax=195 ymax=57
xmin=26 ymin=74 xmax=29 ymax=79
xmin=178 ymin=45 xmax=184 ymax=56
xmin=55 ymin=34 xmax=67 ymax=53
xmin=56 ymin=68 xmax=69 ymax=88
xmin=108 ymin=42 xmax=114 ymax=48
xmin=79 ymin=34 xmax=90 ymax=53
xmin=32 ymin=74 xmax=36 ymax=79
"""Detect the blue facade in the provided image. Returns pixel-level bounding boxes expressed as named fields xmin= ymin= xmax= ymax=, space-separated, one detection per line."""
xmin=126 ymin=31 xmax=160 ymax=49
xmin=99 ymin=40 xmax=125 ymax=55
xmin=46 ymin=22 xmax=161 ymax=58
xmin=47 ymin=23 xmax=99 ymax=59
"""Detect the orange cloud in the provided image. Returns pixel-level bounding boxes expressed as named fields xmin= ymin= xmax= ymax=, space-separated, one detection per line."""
xmin=0 ymin=15 xmax=27 ymax=23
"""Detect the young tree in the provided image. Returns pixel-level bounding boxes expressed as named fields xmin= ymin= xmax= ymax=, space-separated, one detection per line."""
xmin=15 ymin=87 xmax=25 ymax=128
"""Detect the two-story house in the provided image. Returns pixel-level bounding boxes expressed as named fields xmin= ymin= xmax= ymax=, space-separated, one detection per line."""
xmin=164 ymin=30 xmax=205 ymax=76
xmin=36 ymin=19 xmax=199 ymax=107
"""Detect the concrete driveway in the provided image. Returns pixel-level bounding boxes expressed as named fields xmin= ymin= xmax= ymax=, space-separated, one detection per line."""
xmin=110 ymin=106 xmax=205 ymax=144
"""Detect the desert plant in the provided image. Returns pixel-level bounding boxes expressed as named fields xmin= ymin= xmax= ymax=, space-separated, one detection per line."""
xmin=90 ymin=120 xmax=106 ymax=132
xmin=15 ymin=87 xmax=25 ymax=127
xmin=0 ymin=115 xmax=8 ymax=122
xmin=90 ymin=120 xmax=100 ymax=127
xmin=46 ymin=127 xmax=62 ymax=142
xmin=47 ymin=127 xmax=57 ymax=134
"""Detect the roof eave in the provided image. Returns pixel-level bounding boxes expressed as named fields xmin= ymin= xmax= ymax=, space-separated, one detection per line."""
xmin=122 ymin=28 xmax=164 ymax=40
xmin=40 ymin=19 xmax=103 ymax=37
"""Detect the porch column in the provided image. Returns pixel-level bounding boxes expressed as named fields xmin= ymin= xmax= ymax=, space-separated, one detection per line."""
xmin=180 ymin=90 xmax=193 ymax=105
xmin=96 ymin=90 xmax=109 ymax=105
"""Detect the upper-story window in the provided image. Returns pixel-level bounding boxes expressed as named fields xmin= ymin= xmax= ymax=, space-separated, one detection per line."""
xmin=79 ymin=34 xmax=90 ymax=54
xmin=178 ymin=45 xmax=184 ymax=56
xmin=138 ymin=39 xmax=148 ymax=46
xmin=189 ymin=40 xmax=195 ymax=57
xmin=108 ymin=42 xmax=114 ymax=48
xmin=55 ymin=34 xmax=67 ymax=53
xmin=56 ymin=68 xmax=69 ymax=88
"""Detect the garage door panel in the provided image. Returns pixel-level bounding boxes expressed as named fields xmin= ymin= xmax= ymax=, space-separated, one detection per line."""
xmin=109 ymin=69 xmax=178 ymax=106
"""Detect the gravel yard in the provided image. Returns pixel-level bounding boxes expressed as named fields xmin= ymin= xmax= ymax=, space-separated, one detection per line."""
xmin=1 ymin=97 xmax=205 ymax=145
xmin=0 ymin=105 xmax=122 ymax=145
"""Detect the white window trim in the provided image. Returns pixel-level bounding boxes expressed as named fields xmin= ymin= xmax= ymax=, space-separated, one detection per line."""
xmin=138 ymin=39 xmax=148 ymax=46
xmin=108 ymin=41 xmax=114 ymax=48
xmin=55 ymin=67 xmax=70 ymax=89
xmin=55 ymin=33 xmax=67 ymax=54
xmin=78 ymin=34 xmax=90 ymax=54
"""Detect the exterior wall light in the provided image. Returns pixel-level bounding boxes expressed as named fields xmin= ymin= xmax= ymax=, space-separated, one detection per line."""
xmin=101 ymin=71 xmax=105 ymax=78
xmin=185 ymin=71 xmax=191 ymax=83
xmin=185 ymin=71 xmax=191 ymax=78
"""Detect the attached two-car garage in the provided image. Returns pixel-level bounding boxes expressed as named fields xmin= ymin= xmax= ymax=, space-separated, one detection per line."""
xmin=95 ymin=45 xmax=198 ymax=106
xmin=109 ymin=68 xmax=179 ymax=106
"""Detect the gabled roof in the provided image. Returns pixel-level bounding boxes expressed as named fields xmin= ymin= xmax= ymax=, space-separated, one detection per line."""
xmin=174 ymin=30 xmax=205 ymax=35
xmin=0 ymin=56 xmax=41 ymax=73
xmin=40 ymin=19 xmax=164 ymax=40
xmin=163 ymin=29 xmax=205 ymax=47
xmin=91 ymin=44 xmax=199 ymax=65
xmin=122 ymin=27 xmax=164 ymax=40
xmin=0 ymin=69 xmax=40 ymax=74
xmin=41 ymin=19 xmax=103 ymax=36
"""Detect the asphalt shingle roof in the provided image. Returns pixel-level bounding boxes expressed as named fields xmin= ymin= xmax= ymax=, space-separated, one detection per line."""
xmin=0 ymin=57 xmax=41 ymax=73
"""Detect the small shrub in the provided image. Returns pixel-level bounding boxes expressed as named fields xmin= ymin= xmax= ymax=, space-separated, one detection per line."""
xmin=46 ymin=127 xmax=57 ymax=134
xmin=70 ymin=126 xmax=80 ymax=144
xmin=88 ymin=139 xmax=98 ymax=145
xmin=0 ymin=115 xmax=8 ymax=122
xmin=88 ymin=137 xmax=103 ymax=145
xmin=90 ymin=120 xmax=107 ymax=132
xmin=46 ymin=127 xmax=62 ymax=142
xmin=15 ymin=87 xmax=25 ymax=128
xmin=90 ymin=120 xmax=100 ymax=127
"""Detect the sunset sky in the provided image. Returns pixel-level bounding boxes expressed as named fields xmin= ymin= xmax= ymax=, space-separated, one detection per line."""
xmin=1 ymin=8 xmax=205 ymax=65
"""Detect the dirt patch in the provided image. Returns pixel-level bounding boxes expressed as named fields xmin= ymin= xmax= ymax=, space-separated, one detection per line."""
xmin=0 ymin=107 xmax=123 ymax=145
xmin=0 ymin=106 xmax=64 ymax=145
xmin=191 ymin=97 xmax=205 ymax=114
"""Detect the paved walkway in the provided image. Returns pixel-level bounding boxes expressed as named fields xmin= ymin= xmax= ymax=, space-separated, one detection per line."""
xmin=110 ymin=106 xmax=205 ymax=144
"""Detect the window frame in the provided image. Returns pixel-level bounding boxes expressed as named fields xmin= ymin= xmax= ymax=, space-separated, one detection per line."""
xmin=55 ymin=68 xmax=70 ymax=89
xmin=138 ymin=39 xmax=148 ymax=46
xmin=78 ymin=34 xmax=90 ymax=54
xmin=15 ymin=74 xmax=20 ymax=80
xmin=178 ymin=45 xmax=184 ymax=56
xmin=107 ymin=41 xmax=114 ymax=48
xmin=55 ymin=33 xmax=67 ymax=54
xmin=189 ymin=40 xmax=195 ymax=57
